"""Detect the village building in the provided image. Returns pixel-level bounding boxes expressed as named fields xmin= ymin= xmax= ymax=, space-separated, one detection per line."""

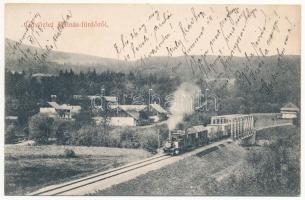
xmin=108 ymin=104 xmax=147 ymax=126
xmin=5 ymin=116 xmax=18 ymax=125
xmin=31 ymin=73 xmax=55 ymax=82
xmin=94 ymin=103 xmax=168 ymax=127
xmin=72 ymin=95 xmax=83 ymax=100
xmin=40 ymin=102 xmax=81 ymax=119
xmin=145 ymin=103 xmax=168 ymax=122
xmin=74 ymin=95 xmax=118 ymax=108
xmin=280 ymin=102 xmax=299 ymax=119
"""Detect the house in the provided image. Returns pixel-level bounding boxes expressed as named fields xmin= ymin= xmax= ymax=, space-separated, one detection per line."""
xmin=5 ymin=116 xmax=18 ymax=125
xmin=31 ymin=73 xmax=55 ymax=82
xmin=32 ymin=73 xmax=54 ymax=78
xmin=108 ymin=105 xmax=147 ymax=126
xmin=73 ymin=95 xmax=83 ymax=100
xmin=146 ymin=103 xmax=168 ymax=122
xmin=84 ymin=95 xmax=118 ymax=108
xmin=95 ymin=103 xmax=168 ymax=126
xmin=87 ymin=95 xmax=118 ymax=102
xmin=40 ymin=102 xmax=81 ymax=119
xmin=280 ymin=102 xmax=299 ymax=119
xmin=103 ymin=96 xmax=118 ymax=104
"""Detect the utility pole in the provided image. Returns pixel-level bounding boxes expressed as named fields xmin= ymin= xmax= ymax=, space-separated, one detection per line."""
xmin=149 ymin=88 xmax=152 ymax=111
xmin=157 ymin=129 xmax=160 ymax=153
xmin=205 ymin=88 xmax=209 ymax=111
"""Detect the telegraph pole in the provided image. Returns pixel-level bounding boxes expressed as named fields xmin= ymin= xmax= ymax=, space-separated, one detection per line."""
xmin=149 ymin=88 xmax=152 ymax=111
xmin=157 ymin=129 xmax=160 ymax=153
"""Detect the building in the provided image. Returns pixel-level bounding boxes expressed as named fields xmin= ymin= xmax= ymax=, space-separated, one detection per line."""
xmin=108 ymin=105 xmax=147 ymax=126
xmin=280 ymin=102 xmax=299 ymax=119
xmin=5 ymin=116 xmax=18 ymax=125
xmin=40 ymin=102 xmax=81 ymax=119
xmin=146 ymin=103 xmax=168 ymax=122
xmin=102 ymin=96 xmax=118 ymax=104
xmin=73 ymin=95 xmax=83 ymax=100
xmin=74 ymin=95 xmax=118 ymax=109
xmin=86 ymin=92 xmax=168 ymax=126
xmin=31 ymin=73 xmax=54 ymax=78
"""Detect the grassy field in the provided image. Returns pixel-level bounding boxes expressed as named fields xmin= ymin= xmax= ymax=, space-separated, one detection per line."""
xmin=5 ymin=145 xmax=152 ymax=195
xmin=93 ymin=125 xmax=300 ymax=196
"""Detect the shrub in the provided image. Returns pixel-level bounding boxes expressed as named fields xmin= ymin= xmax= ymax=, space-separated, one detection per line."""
xmin=64 ymin=149 xmax=76 ymax=158
xmin=119 ymin=128 xmax=140 ymax=148
xmin=74 ymin=109 xmax=93 ymax=128
xmin=74 ymin=126 xmax=94 ymax=146
xmin=54 ymin=120 xmax=74 ymax=145
xmin=29 ymin=114 xmax=54 ymax=144
xmin=72 ymin=125 xmax=110 ymax=146
xmin=106 ymin=132 xmax=121 ymax=147
xmin=138 ymin=132 xmax=159 ymax=152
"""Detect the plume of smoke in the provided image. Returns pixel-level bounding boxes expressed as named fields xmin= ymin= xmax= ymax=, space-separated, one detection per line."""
xmin=167 ymin=82 xmax=200 ymax=130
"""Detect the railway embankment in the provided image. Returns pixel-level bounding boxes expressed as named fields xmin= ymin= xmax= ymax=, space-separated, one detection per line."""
xmin=94 ymin=141 xmax=248 ymax=195
xmin=94 ymin=125 xmax=299 ymax=196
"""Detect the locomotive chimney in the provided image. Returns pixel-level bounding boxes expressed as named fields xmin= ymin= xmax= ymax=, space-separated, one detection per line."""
xmin=168 ymin=130 xmax=171 ymax=140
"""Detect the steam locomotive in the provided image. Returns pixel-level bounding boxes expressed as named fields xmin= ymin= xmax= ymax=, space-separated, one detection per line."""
xmin=163 ymin=114 xmax=255 ymax=155
xmin=163 ymin=124 xmax=231 ymax=155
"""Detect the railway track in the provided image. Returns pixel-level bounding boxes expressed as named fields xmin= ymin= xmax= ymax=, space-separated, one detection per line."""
xmin=29 ymin=139 xmax=232 ymax=195
xmin=29 ymin=154 xmax=171 ymax=196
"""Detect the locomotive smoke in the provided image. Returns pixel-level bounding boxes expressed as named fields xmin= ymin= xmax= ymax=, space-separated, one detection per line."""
xmin=167 ymin=82 xmax=200 ymax=131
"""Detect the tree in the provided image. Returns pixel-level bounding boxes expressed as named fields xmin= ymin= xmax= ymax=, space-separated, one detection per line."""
xmin=54 ymin=120 xmax=74 ymax=145
xmin=5 ymin=124 xmax=18 ymax=144
xmin=139 ymin=133 xmax=158 ymax=152
xmin=74 ymin=125 xmax=103 ymax=146
xmin=29 ymin=114 xmax=54 ymax=144
xmin=74 ymin=108 xmax=93 ymax=128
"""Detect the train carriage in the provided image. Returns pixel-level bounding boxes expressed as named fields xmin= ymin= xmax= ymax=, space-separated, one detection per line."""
xmin=186 ymin=125 xmax=209 ymax=146
xmin=163 ymin=114 xmax=254 ymax=155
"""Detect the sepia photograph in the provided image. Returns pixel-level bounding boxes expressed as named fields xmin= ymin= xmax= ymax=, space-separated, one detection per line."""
xmin=2 ymin=2 xmax=302 ymax=197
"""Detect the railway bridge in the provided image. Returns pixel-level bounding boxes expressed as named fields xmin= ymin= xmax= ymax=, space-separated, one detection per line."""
xmin=211 ymin=114 xmax=256 ymax=145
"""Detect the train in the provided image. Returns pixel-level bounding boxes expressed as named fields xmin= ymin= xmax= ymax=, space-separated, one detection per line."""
xmin=163 ymin=114 xmax=255 ymax=155
xmin=163 ymin=124 xmax=231 ymax=155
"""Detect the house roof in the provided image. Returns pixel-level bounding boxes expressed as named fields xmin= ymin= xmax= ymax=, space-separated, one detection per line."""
xmin=87 ymin=95 xmax=101 ymax=100
xmin=5 ymin=116 xmax=18 ymax=120
xmin=86 ymin=95 xmax=118 ymax=102
xmin=187 ymin=125 xmax=207 ymax=134
xmin=47 ymin=102 xmax=60 ymax=109
xmin=73 ymin=95 xmax=83 ymax=99
xmin=47 ymin=102 xmax=81 ymax=111
xmin=59 ymin=104 xmax=72 ymax=110
xmin=119 ymin=105 xmax=147 ymax=111
xmin=32 ymin=73 xmax=54 ymax=78
xmin=281 ymin=102 xmax=299 ymax=111
xmin=149 ymin=103 xmax=167 ymax=114
xmin=103 ymin=96 xmax=118 ymax=102
xmin=110 ymin=105 xmax=147 ymax=120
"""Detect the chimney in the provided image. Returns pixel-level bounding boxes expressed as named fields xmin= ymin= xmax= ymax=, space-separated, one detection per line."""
xmin=101 ymin=87 xmax=105 ymax=97
xmin=51 ymin=94 xmax=57 ymax=102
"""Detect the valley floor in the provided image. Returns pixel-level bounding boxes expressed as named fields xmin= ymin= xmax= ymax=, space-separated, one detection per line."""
xmin=4 ymin=145 xmax=152 ymax=195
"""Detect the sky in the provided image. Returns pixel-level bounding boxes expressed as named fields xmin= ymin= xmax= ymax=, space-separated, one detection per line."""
xmin=5 ymin=4 xmax=301 ymax=60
